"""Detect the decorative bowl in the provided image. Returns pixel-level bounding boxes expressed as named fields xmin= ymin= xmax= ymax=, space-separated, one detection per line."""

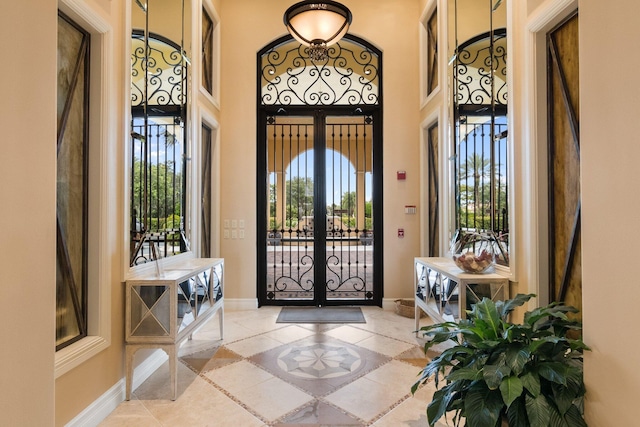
xmin=452 ymin=249 xmax=495 ymax=273
xmin=450 ymin=230 xmax=496 ymax=274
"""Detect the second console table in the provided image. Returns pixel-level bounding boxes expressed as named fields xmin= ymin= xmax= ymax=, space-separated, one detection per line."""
xmin=414 ymin=257 xmax=509 ymax=331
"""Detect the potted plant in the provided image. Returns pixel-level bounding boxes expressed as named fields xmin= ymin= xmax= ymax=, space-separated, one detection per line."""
xmin=412 ymin=294 xmax=589 ymax=427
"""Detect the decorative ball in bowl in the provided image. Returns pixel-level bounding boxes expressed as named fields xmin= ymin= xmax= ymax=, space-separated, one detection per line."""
xmin=452 ymin=249 xmax=495 ymax=274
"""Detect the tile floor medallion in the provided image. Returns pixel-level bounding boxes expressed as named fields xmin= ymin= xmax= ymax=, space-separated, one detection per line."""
xmin=100 ymin=307 xmax=448 ymax=427
xmin=249 ymin=334 xmax=391 ymax=397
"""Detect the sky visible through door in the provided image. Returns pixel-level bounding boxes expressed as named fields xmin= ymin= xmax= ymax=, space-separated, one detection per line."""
xmin=277 ymin=149 xmax=373 ymax=204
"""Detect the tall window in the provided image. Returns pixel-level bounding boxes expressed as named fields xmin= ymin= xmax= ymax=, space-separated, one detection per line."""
xmin=201 ymin=123 xmax=212 ymax=257
xmin=426 ymin=8 xmax=438 ymax=95
xmin=56 ymin=11 xmax=90 ymax=350
xmin=202 ymin=7 xmax=214 ymax=95
xmin=427 ymin=122 xmax=439 ymax=256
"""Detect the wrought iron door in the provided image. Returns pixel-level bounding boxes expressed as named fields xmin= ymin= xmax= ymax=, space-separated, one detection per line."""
xmin=257 ymin=34 xmax=383 ymax=307
xmin=258 ymin=112 xmax=381 ymax=306
xmin=547 ymin=12 xmax=581 ymax=315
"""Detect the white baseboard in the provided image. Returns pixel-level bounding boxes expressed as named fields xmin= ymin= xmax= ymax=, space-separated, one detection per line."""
xmin=65 ymin=350 xmax=168 ymax=427
xmin=382 ymin=298 xmax=402 ymax=311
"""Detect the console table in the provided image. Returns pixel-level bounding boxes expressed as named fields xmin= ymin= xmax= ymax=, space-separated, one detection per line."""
xmin=414 ymin=257 xmax=508 ymax=331
xmin=124 ymin=257 xmax=224 ymax=400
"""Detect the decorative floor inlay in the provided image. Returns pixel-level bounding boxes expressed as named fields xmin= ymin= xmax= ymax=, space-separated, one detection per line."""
xmin=249 ymin=335 xmax=391 ymax=397
xmin=277 ymin=343 xmax=362 ymax=379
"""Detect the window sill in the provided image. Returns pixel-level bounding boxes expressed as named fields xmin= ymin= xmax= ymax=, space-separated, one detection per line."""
xmin=55 ymin=335 xmax=110 ymax=378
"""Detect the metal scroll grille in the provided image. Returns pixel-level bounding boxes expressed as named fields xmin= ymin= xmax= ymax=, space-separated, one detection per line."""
xmin=455 ymin=29 xmax=507 ymax=109
xmin=266 ymin=116 xmax=374 ymax=302
xmin=260 ymin=36 xmax=379 ymax=106
xmin=131 ymin=31 xmax=186 ymax=108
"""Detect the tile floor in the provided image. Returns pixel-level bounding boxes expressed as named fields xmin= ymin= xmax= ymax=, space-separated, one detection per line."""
xmin=100 ymin=306 xmax=450 ymax=426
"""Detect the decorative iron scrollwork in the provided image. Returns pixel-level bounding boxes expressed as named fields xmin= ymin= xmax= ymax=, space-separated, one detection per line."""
xmin=260 ymin=37 xmax=380 ymax=106
xmin=325 ymin=254 xmax=367 ymax=294
xmin=268 ymin=254 xmax=315 ymax=299
xmin=131 ymin=32 xmax=186 ymax=108
xmin=455 ymin=30 xmax=507 ymax=108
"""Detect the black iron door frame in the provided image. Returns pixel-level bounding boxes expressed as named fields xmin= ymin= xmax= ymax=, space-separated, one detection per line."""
xmin=257 ymin=106 xmax=383 ymax=307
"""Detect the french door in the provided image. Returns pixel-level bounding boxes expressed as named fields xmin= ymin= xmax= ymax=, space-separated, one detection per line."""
xmin=257 ymin=110 xmax=382 ymax=306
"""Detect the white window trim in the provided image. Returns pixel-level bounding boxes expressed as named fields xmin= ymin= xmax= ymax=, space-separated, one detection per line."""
xmin=55 ymin=0 xmax=113 ymax=378
xmin=198 ymin=0 xmax=221 ymax=109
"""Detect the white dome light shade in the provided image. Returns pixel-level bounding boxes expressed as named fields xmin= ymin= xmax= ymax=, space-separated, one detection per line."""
xmin=284 ymin=1 xmax=352 ymax=61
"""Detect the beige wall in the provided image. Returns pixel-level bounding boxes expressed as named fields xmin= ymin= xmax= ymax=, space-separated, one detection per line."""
xmin=220 ymin=0 xmax=422 ymax=302
xmin=447 ymin=0 xmax=507 ymax=58
xmin=132 ymin=0 xmax=193 ymax=56
xmin=580 ymin=0 xmax=640 ymax=424
xmin=1 ymin=0 xmax=57 ymax=424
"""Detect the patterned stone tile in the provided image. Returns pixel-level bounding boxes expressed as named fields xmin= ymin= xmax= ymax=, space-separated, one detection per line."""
xmin=180 ymin=345 xmax=243 ymax=373
xmin=395 ymin=345 xmax=430 ymax=369
xmin=275 ymin=400 xmax=361 ymax=426
xmin=249 ymin=335 xmax=390 ymax=397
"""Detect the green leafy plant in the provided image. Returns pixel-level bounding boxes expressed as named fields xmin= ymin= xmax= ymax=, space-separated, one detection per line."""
xmin=412 ymin=294 xmax=589 ymax=427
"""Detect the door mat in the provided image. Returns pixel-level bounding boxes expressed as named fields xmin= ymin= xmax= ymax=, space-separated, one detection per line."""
xmin=276 ymin=307 xmax=366 ymax=324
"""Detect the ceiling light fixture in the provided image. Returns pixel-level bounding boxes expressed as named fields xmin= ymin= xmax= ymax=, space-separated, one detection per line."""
xmin=284 ymin=1 xmax=352 ymax=62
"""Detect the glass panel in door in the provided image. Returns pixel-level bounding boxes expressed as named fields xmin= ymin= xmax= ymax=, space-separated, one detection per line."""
xmin=266 ymin=116 xmax=316 ymax=302
xmin=324 ymin=116 xmax=374 ymax=302
xmin=264 ymin=115 xmax=375 ymax=304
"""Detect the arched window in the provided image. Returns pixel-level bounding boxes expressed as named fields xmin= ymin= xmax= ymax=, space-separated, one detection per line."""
xmin=260 ymin=35 xmax=380 ymax=107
